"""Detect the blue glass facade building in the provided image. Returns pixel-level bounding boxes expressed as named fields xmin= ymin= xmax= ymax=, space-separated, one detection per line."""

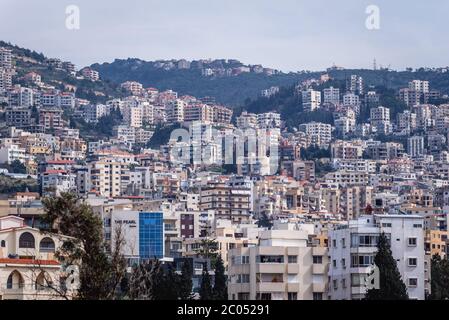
xmin=139 ymin=212 xmax=163 ymax=260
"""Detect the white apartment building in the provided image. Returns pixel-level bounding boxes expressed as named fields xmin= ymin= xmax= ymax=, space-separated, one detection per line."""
xmin=323 ymin=87 xmax=340 ymax=105
xmin=257 ymin=112 xmax=281 ymax=129
xmin=328 ymin=215 xmax=425 ymax=300
xmin=334 ymin=117 xmax=356 ymax=136
xmin=166 ymin=99 xmax=185 ymax=123
xmin=0 ymin=47 xmax=13 ymax=69
xmin=228 ymin=228 xmax=329 ymax=300
xmin=236 ymin=112 xmax=258 ymax=129
xmin=409 ymin=80 xmax=429 ymax=94
xmin=122 ymin=105 xmax=143 ymax=128
xmin=370 ymin=106 xmax=392 ymax=135
xmin=408 ymin=136 xmax=425 ymax=158
xmin=298 ymin=122 xmax=332 ymax=146
xmin=302 ymin=89 xmax=321 ymax=112
xmin=0 ymin=144 xmax=27 ymax=164
xmin=343 ymin=93 xmax=360 ymax=107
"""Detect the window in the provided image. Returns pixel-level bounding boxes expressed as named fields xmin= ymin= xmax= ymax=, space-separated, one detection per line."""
xmin=413 ymin=224 xmax=423 ymax=229
xmin=288 ymin=255 xmax=297 ymax=263
xmin=242 ymin=256 xmax=249 ymax=264
xmin=19 ymin=232 xmax=35 ymax=249
xmin=341 ymin=258 xmax=346 ymax=268
xmin=39 ymin=237 xmax=55 ymax=252
xmin=237 ymin=274 xmax=250 ymax=283
xmin=313 ymin=292 xmax=323 ymax=300
xmin=313 ymin=256 xmax=323 ymax=264
xmin=238 ymin=293 xmax=250 ymax=300
xmin=1 ymin=240 xmax=5 ymax=247
xmin=288 ymin=292 xmax=298 ymax=300
xmin=257 ymin=293 xmax=271 ymax=300
xmin=332 ymin=239 xmax=337 ymax=248
xmin=408 ymin=238 xmax=417 ymax=246
xmin=351 ymin=254 xmax=374 ymax=267
xmin=333 ymin=279 xmax=338 ymax=290
xmin=382 ymin=223 xmax=392 ymax=228
xmin=408 ymin=278 xmax=418 ymax=287
xmin=408 ymin=258 xmax=418 ymax=267
xmin=256 ymin=255 xmax=284 ymax=263
xmin=342 ymin=279 xmax=347 ymax=288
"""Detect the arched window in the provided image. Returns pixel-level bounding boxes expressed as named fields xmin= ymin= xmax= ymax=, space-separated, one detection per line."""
xmin=7 ymin=270 xmax=24 ymax=289
xmin=19 ymin=232 xmax=35 ymax=249
xmin=39 ymin=237 xmax=55 ymax=252
xmin=35 ymin=271 xmax=52 ymax=290
xmin=1 ymin=240 xmax=5 ymax=247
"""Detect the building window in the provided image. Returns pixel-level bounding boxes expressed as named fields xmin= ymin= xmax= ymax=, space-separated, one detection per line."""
xmin=19 ymin=232 xmax=35 ymax=249
xmin=256 ymin=255 xmax=284 ymax=263
xmin=408 ymin=258 xmax=418 ymax=267
xmin=39 ymin=237 xmax=55 ymax=253
xmin=408 ymin=278 xmax=418 ymax=287
xmin=237 ymin=293 xmax=250 ymax=300
xmin=332 ymin=239 xmax=337 ymax=248
xmin=413 ymin=224 xmax=423 ymax=229
xmin=333 ymin=260 xmax=337 ymax=268
xmin=1 ymin=240 xmax=5 ymax=247
xmin=333 ymin=279 xmax=338 ymax=290
xmin=341 ymin=258 xmax=346 ymax=268
xmin=288 ymin=292 xmax=298 ymax=300
xmin=313 ymin=292 xmax=323 ymax=300
xmin=408 ymin=238 xmax=417 ymax=246
xmin=288 ymin=255 xmax=297 ymax=263
xmin=313 ymin=256 xmax=323 ymax=264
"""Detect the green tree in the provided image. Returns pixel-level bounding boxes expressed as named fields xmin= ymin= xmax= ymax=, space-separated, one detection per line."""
xmin=365 ymin=233 xmax=408 ymax=300
xmin=213 ymin=255 xmax=228 ymax=300
xmin=199 ymin=263 xmax=213 ymax=300
xmin=161 ymin=264 xmax=180 ymax=300
xmin=179 ymin=260 xmax=194 ymax=300
xmin=195 ymin=238 xmax=219 ymax=268
xmin=41 ymin=193 xmax=127 ymax=300
xmin=429 ymin=254 xmax=449 ymax=300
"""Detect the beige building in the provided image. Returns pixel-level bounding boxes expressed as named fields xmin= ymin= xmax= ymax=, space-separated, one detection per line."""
xmin=228 ymin=228 xmax=329 ymax=300
xmin=0 ymin=216 xmax=76 ymax=300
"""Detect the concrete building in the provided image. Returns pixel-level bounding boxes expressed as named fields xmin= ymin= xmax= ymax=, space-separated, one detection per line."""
xmin=228 ymin=227 xmax=329 ymax=300
xmin=302 ymin=89 xmax=321 ymax=112
xmin=328 ymin=215 xmax=425 ymax=300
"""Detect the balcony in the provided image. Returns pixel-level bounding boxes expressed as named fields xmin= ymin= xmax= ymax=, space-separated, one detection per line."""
xmin=312 ymin=282 xmax=327 ymax=293
xmin=256 ymin=264 xmax=286 ymax=274
xmin=312 ymin=264 xmax=328 ymax=274
xmin=257 ymin=282 xmax=285 ymax=292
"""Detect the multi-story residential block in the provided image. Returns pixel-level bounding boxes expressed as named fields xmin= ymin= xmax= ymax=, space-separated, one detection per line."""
xmin=257 ymin=112 xmax=281 ymax=129
xmin=323 ymin=86 xmax=340 ymax=105
xmin=236 ymin=111 xmax=258 ymax=129
xmin=328 ymin=215 xmax=425 ymax=300
xmin=298 ymin=122 xmax=332 ymax=146
xmin=228 ymin=227 xmax=329 ymax=300
xmin=80 ymin=67 xmax=99 ymax=81
xmin=38 ymin=108 xmax=64 ymax=131
xmin=302 ymin=89 xmax=321 ymax=112
xmin=6 ymin=107 xmax=32 ymax=128
xmin=408 ymin=136 xmax=425 ymax=158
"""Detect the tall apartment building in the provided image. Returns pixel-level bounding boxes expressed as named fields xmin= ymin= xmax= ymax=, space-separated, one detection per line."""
xmin=39 ymin=108 xmax=64 ymax=131
xmin=212 ymin=105 xmax=233 ymax=124
xmin=408 ymin=136 xmax=425 ymax=158
xmin=89 ymin=159 xmax=130 ymax=198
xmin=298 ymin=122 xmax=332 ymax=146
xmin=236 ymin=111 xmax=258 ymax=129
xmin=323 ymin=86 xmax=340 ymax=105
xmin=409 ymin=80 xmax=429 ymax=94
xmin=347 ymin=75 xmax=364 ymax=95
xmin=8 ymin=86 xmax=34 ymax=107
xmin=6 ymin=107 xmax=32 ymax=128
xmin=184 ymin=103 xmax=214 ymax=123
xmin=0 ymin=47 xmax=13 ymax=69
xmin=302 ymin=89 xmax=321 ymax=112
xmin=228 ymin=228 xmax=329 ymax=300
xmin=200 ymin=181 xmax=252 ymax=223
xmin=343 ymin=93 xmax=360 ymax=107
xmin=80 ymin=67 xmax=99 ymax=81
xmin=257 ymin=112 xmax=281 ymax=129
xmin=397 ymin=110 xmax=417 ymax=132
xmin=370 ymin=106 xmax=391 ymax=135
xmin=166 ymin=99 xmax=185 ymax=123
xmin=338 ymin=186 xmax=373 ymax=220
xmin=0 ymin=68 xmax=12 ymax=90
xmin=328 ymin=215 xmax=425 ymax=300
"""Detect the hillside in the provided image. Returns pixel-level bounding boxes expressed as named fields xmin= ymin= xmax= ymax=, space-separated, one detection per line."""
xmin=91 ymin=58 xmax=320 ymax=106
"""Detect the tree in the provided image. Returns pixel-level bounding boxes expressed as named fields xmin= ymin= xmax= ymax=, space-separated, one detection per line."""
xmin=199 ymin=263 xmax=213 ymax=300
xmin=148 ymin=259 xmax=165 ymax=300
xmin=365 ymin=233 xmax=408 ymax=300
xmin=41 ymin=193 xmax=126 ymax=300
xmin=161 ymin=264 xmax=180 ymax=300
xmin=195 ymin=238 xmax=219 ymax=269
xmin=213 ymin=255 xmax=227 ymax=300
xmin=179 ymin=260 xmax=194 ymax=300
xmin=429 ymin=254 xmax=449 ymax=300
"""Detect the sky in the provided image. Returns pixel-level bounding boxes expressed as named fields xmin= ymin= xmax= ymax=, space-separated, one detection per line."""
xmin=0 ymin=0 xmax=448 ymax=72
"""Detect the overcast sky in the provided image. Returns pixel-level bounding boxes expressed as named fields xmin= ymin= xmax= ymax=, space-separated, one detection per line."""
xmin=1 ymin=0 xmax=448 ymax=72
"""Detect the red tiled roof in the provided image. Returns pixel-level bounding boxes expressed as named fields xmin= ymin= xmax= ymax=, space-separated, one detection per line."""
xmin=0 ymin=258 xmax=60 ymax=266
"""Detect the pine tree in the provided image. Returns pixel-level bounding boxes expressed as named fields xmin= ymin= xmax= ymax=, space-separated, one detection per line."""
xmin=213 ymin=255 xmax=228 ymax=300
xmin=199 ymin=263 xmax=213 ymax=300
xmin=148 ymin=259 xmax=165 ymax=300
xmin=429 ymin=254 xmax=449 ymax=300
xmin=162 ymin=264 xmax=180 ymax=300
xmin=365 ymin=233 xmax=408 ymax=300
xmin=179 ymin=260 xmax=194 ymax=300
